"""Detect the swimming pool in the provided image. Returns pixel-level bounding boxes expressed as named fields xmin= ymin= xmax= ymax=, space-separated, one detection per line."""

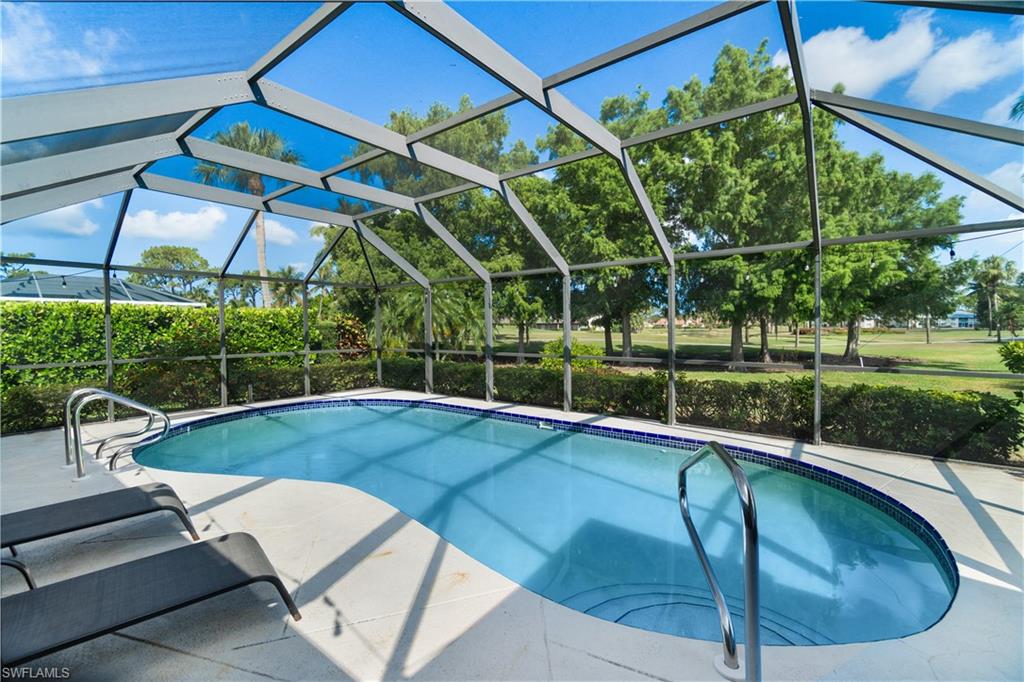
xmin=135 ymin=399 xmax=958 ymax=646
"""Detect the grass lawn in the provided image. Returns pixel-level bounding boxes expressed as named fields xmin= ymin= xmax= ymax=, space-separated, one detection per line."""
xmin=493 ymin=325 xmax=1022 ymax=399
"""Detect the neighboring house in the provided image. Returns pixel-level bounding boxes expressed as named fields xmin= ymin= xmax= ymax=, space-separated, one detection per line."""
xmin=942 ymin=310 xmax=976 ymax=329
xmin=1 ymin=274 xmax=204 ymax=307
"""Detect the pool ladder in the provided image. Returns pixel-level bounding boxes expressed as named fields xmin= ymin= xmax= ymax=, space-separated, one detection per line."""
xmin=678 ymin=442 xmax=760 ymax=682
xmin=64 ymin=388 xmax=170 ymax=480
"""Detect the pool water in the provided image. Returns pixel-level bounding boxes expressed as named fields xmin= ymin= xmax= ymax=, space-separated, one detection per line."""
xmin=136 ymin=402 xmax=957 ymax=645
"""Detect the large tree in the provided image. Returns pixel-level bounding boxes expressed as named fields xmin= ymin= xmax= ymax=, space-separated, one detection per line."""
xmin=128 ymin=245 xmax=211 ymax=302
xmin=195 ymin=122 xmax=300 ymax=307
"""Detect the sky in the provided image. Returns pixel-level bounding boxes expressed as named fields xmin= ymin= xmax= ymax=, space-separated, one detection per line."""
xmin=1 ymin=1 xmax=1021 ymax=279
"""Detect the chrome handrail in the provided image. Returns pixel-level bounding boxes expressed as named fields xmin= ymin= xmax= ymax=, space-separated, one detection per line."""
xmin=63 ymin=387 xmax=103 ymax=466
xmin=94 ymin=412 xmax=155 ymax=461
xmin=70 ymin=389 xmax=169 ymax=480
xmin=678 ymin=442 xmax=760 ymax=682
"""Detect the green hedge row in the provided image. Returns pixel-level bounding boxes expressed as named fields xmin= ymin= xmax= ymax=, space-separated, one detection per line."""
xmin=3 ymin=352 xmax=1020 ymax=465
xmin=0 ymin=301 xmax=367 ymax=389
xmin=365 ymin=359 xmax=1023 ymax=464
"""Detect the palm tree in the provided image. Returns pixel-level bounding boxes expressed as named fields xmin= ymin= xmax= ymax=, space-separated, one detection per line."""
xmin=1012 ymin=94 xmax=1024 ymax=121
xmin=195 ymin=122 xmax=300 ymax=308
xmin=272 ymin=265 xmax=303 ymax=307
xmin=974 ymin=256 xmax=1018 ymax=342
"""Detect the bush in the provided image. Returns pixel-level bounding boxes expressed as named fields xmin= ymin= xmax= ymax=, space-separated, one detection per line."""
xmin=538 ymin=338 xmax=604 ymax=370
xmin=3 ymin=302 xmax=1019 ymax=465
xmin=999 ymin=341 xmax=1024 ymax=374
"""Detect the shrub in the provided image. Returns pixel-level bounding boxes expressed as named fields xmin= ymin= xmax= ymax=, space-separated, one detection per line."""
xmin=999 ymin=341 xmax=1024 ymax=374
xmin=538 ymin=338 xmax=604 ymax=370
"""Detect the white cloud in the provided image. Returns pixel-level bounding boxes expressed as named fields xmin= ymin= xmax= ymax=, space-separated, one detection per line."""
xmin=123 ymin=206 xmax=227 ymax=242
xmin=9 ymin=198 xmax=104 ymax=237
xmin=963 ymin=161 xmax=1024 ymax=224
xmin=982 ymin=85 xmax=1024 ymax=125
xmin=288 ymin=262 xmax=309 ymax=272
xmin=909 ymin=30 xmax=1022 ymax=108
xmin=263 ymin=219 xmax=299 ymax=246
xmin=776 ymin=10 xmax=935 ymax=98
xmin=0 ymin=3 xmax=121 ymax=86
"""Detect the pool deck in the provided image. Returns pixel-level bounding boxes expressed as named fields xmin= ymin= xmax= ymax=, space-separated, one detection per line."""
xmin=1 ymin=388 xmax=1021 ymax=681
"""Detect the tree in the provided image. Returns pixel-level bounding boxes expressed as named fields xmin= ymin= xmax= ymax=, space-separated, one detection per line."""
xmin=272 ymin=266 xmax=302 ymax=307
xmin=0 ymin=252 xmax=39 ymax=279
xmin=643 ymin=43 xmax=809 ymax=361
xmin=491 ymin=254 xmax=546 ymax=363
xmin=972 ymin=256 xmax=1019 ymax=342
xmin=816 ymin=111 xmax=961 ymax=359
xmin=127 ymin=246 xmax=212 ymax=302
xmin=883 ymin=255 xmax=970 ymax=343
xmin=1012 ymin=94 xmax=1024 ymax=121
xmin=195 ymin=122 xmax=300 ymax=308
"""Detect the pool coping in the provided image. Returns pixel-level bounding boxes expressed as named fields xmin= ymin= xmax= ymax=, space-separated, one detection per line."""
xmin=135 ymin=395 xmax=961 ymax=604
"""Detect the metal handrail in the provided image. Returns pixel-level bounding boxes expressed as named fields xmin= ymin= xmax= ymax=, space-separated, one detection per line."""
xmin=678 ymin=442 xmax=760 ymax=682
xmin=94 ymin=412 xmax=155 ymax=461
xmin=63 ymin=387 xmax=104 ymax=466
xmin=69 ymin=389 xmax=169 ymax=480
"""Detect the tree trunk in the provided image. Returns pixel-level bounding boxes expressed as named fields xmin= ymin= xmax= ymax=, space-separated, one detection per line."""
xmin=744 ymin=323 xmax=750 ymax=344
xmin=730 ymin=322 xmax=744 ymax=363
xmin=925 ymin=307 xmax=931 ymax=344
xmin=254 ymin=211 xmax=272 ymax=308
xmin=517 ymin=323 xmax=526 ymax=365
xmin=758 ymin=316 xmax=772 ymax=363
xmin=986 ymin=292 xmax=994 ymax=336
xmin=602 ymin=314 xmax=614 ymax=356
xmin=995 ymin=291 xmax=1002 ymax=343
xmin=794 ymin=320 xmax=800 ymax=349
xmin=621 ymin=311 xmax=633 ymax=366
xmin=844 ymin=318 xmax=860 ymax=361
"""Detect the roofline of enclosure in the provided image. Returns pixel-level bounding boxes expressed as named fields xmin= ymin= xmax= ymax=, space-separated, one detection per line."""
xmin=1 ymin=0 xmax=1020 ymax=295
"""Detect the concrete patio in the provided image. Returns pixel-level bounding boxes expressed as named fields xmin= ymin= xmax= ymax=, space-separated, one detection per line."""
xmin=1 ymin=388 xmax=1021 ymax=681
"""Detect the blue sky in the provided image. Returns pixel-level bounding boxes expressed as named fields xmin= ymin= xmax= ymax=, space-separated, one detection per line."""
xmin=2 ymin=1 xmax=1020 ymax=276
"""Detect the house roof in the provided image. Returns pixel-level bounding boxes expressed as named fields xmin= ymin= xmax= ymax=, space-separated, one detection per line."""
xmin=1 ymin=274 xmax=203 ymax=306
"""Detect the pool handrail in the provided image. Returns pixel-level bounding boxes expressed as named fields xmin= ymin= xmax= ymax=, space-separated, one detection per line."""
xmin=69 ymin=390 xmax=169 ymax=480
xmin=94 ymin=412 xmax=156 ymax=461
xmin=63 ymin=387 xmax=103 ymax=466
xmin=678 ymin=441 xmax=760 ymax=682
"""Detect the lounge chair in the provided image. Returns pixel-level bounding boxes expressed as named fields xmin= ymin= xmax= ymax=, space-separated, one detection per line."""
xmin=1 ymin=557 xmax=35 ymax=590
xmin=1 ymin=532 xmax=301 ymax=667
xmin=1 ymin=483 xmax=199 ymax=555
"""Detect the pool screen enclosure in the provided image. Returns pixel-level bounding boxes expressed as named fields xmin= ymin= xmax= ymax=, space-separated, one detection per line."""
xmin=1 ymin=0 xmax=1021 ymax=443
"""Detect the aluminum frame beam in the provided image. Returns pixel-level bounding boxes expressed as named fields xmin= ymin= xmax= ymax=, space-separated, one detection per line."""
xmin=137 ymin=172 xmax=430 ymax=288
xmin=247 ymin=3 xmax=354 ymax=82
xmin=779 ymin=0 xmax=825 ymax=444
xmin=304 ymin=226 xmax=350 ymax=284
xmin=499 ymin=183 xmax=570 ymax=276
xmin=220 ymin=211 xmax=260 ymax=277
xmin=181 ymin=136 xmax=418 ymax=210
xmin=414 ymin=205 xmax=491 ymax=282
xmin=254 ymin=79 xmax=502 ymax=190
xmin=864 ymin=1 xmax=1023 ymax=15
xmin=1 ymin=134 xmax=178 ymax=199
xmin=393 ymin=1 xmax=766 ymax=146
xmin=103 ymin=190 xmax=134 ymax=268
xmin=812 ymin=90 xmax=1024 ymax=146
xmin=1 ymin=72 xmax=255 ymax=144
xmin=819 ymin=102 xmax=1024 ymax=212
xmin=393 ymin=0 xmax=674 ymax=262
xmin=1 ymin=169 xmax=139 ymax=224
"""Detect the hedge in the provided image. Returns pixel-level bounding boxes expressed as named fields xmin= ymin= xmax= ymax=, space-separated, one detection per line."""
xmin=2 ymin=341 xmax=1020 ymax=464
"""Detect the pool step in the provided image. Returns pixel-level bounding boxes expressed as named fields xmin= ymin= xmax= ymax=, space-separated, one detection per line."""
xmin=561 ymin=583 xmax=834 ymax=646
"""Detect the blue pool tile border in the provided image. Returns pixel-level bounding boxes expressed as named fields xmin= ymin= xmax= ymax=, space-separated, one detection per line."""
xmin=137 ymin=397 xmax=960 ymax=593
